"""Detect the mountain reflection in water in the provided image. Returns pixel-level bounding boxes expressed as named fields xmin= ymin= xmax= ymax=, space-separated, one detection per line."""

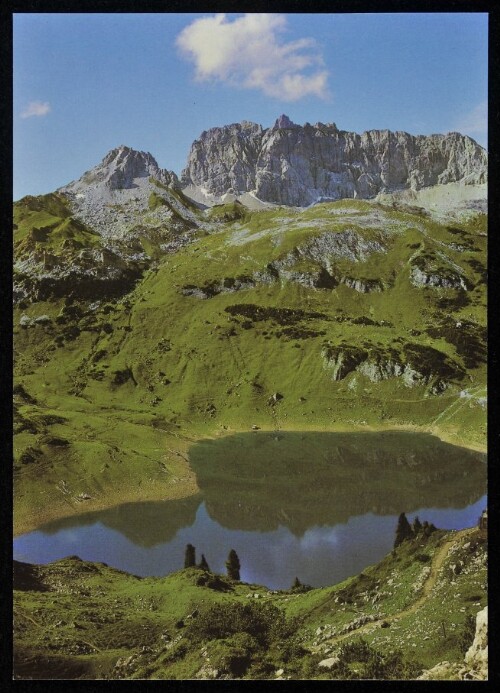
xmin=190 ymin=431 xmax=486 ymax=535
xmin=14 ymin=431 xmax=486 ymax=587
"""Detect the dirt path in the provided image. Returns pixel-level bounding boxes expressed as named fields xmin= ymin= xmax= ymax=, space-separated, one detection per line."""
xmin=313 ymin=527 xmax=476 ymax=650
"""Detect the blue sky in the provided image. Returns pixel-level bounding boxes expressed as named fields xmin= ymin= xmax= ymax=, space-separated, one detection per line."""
xmin=13 ymin=12 xmax=488 ymax=200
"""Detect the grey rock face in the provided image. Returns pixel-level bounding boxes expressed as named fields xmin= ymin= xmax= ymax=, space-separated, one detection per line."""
xmin=181 ymin=117 xmax=487 ymax=207
xmin=58 ymin=147 xmax=199 ymax=240
xmin=410 ymin=266 xmax=468 ymax=290
xmin=71 ymin=145 xmax=179 ymax=191
xmin=321 ymin=345 xmax=455 ymax=393
xmin=339 ymin=277 xmax=383 ymax=293
xmin=14 ymin=244 xmax=147 ymax=302
xmin=181 ymin=121 xmax=264 ymax=198
xmin=301 ymin=230 xmax=385 ymax=265
xmin=181 ymin=276 xmax=256 ymax=299
xmin=463 ymin=606 xmax=488 ymax=680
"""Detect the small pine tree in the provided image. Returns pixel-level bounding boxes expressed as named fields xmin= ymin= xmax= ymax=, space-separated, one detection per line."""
xmin=412 ymin=516 xmax=422 ymax=533
xmin=292 ymin=576 xmax=302 ymax=589
xmin=226 ymin=549 xmax=241 ymax=581
xmin=198 ymin=554 xmax=210 ymax=572
xmin=424 ymin=522 xmax=438 ymax=537
xmin=394 ymin=512 xmax=414 ymax=548
xmin=184 ymin=543 xmax=196 ymax=568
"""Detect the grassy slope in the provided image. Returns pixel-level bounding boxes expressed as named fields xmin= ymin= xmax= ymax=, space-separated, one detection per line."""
xmin=14 ymin=193 xmax=101 ymax=255
xmin=13 ymin=526 xmax=487 ymax=680
xmin=13 ymin=200 xmax=487 ymax=532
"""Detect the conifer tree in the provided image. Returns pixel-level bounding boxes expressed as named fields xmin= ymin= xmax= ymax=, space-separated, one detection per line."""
xmin=394 ymin=512 xmax=414 ymax=548
xmin=184 ymin=543 xmax=196 ymax=568
xmin=424 ymin=522 xmax=438 ymax=537
xmin=412 ymin=516 xmax=422 ymax=534
xmin=198 ymin=554 xmax=210 ymax=571
xmin=226 ymin=549 xmax=241 ymax=580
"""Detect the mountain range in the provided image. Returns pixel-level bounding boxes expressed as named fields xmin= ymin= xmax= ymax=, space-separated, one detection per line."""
xmin=56 ymin=115 xmax=487 ymax=225
xmin=13 ymin=115 xmax=487 ymax=528
xmin=13 ymin=115 xmax=489 ymax=681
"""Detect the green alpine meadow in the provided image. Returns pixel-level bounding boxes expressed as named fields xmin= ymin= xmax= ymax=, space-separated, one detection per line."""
xmin=13 ymin=176 xmax=488 ymax=680
xmin=13 ymin=11 xmax=488 ymax=681
xmin=14 ymin=192 xmax=487 ymax=531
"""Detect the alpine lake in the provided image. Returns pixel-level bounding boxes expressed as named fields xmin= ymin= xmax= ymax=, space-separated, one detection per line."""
xmin=14 ymin=431 xmax=486 ymax=590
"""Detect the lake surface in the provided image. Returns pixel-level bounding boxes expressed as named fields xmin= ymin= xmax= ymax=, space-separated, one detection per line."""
xmin=14 ymin=431 xmax=487 ymax=589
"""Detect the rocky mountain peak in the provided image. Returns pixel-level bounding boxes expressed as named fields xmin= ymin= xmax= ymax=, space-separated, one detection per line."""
xmin=57 ymin=147 xmax=184 ymax=240
xmin=101 ymin=144 xmax=149 ymax=167
xmin=273 ymin=114 xmax=297 ymax=129
xmin=72 ymin=145 xmax=178 ymax=191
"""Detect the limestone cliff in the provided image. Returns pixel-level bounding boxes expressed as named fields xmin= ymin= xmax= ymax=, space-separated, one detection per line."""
xmin=181 ymin=115 xmax=487 ymax=206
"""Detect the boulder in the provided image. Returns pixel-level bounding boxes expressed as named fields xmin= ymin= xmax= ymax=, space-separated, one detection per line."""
xmin=417 ymin=661 xmax=462 ymax=680
xmin=318 ymin=655 xmax=340 ymax=669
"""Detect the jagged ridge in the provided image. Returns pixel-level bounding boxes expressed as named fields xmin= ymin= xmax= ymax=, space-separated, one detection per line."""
xmin=181 ymin=115 xmax=487 ymax=206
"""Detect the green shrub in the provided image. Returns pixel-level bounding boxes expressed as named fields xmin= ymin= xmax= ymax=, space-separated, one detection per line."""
xmin=364 ymin=650 xmax=386 ymax=678
xmin=194 ymin=572 xmax=233 ymax=591
xmin=278 ymin=635 xmax=308 ymax=663
xmin=246 ymin=659 xmax=276 ymax=679
xmin=459 ymin=612 xmax=476 ymax=654
xmin=379 ymin=650 xmax=423 ymax=679
xmin=210 ymin=633 xmax=259 ymax=677
xmin=333 ymin=641 xmax=423 ymax=680
xmin=186 ymin=602 xmax=293 ymax=648
xmin=339 ymin=638 xmax=373 ymax=663
xmin=415 ymin=553 xmax=431 ymax=563
xmin=148 ymin=192 xmax=168 ymax=210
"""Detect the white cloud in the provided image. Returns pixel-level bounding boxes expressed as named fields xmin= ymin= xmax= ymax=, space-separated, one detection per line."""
xmin=20 ymin=101 xmax=51 ymax=119
xmin=176 ymin=13 xmax=329 ymax=101
xmin=299 ymin=526 xmax=339 ymax=549
xmin=455 ymin=100 xmax=487 ymax=136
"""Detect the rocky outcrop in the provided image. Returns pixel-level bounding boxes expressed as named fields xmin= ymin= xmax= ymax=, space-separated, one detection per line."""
xmin=339 ymin=277 xmax=383 ymax=293
xmin=181 ymin=120 xmax=264 ymax=199
xmin=417 ymin=661 xmax=463 ymax=680
xmin=14 ymin=245 xmax=146 ymax=302
xmin=418 ymin=607 xmax=487 ymax=680
xmin=263 ymin=230 xmax=386 ymax=290
xmin=463 ymin=606 xmax=488 ymax=679
xmin=13 ymin=191 xmax=157 ymax=302
xmin=181 ymin=275 xmax=255 ymax=299
xmin=409 ymin=248 xmax=472 ymax=290
xmin=181 ymin=115 xmax=487 ymax=207
xmin=321 ymin=342 xmax=464 ymax=393
xmin=181 ymin=227 xmax=388 ymax=298
xmin=410 ymin=266 xmax=469 ymax=290
xmin=300 ymin=230 xmax=386 ymax=264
